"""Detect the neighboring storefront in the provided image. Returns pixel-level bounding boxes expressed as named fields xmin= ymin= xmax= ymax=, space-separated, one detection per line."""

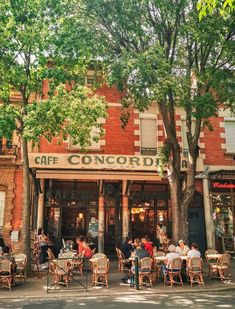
xmin=210 ymin=177 xmax=235 ymax=252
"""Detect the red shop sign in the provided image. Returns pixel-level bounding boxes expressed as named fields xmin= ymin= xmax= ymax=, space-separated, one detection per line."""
xmin=212 ymin=182 xmax=235 ymax=189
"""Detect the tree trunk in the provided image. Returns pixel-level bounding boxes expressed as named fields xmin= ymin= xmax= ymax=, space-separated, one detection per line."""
xmin=21 ymin=136 xmax=32 ymax=276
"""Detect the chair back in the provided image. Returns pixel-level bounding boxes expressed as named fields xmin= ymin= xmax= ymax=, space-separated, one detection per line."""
xmin=54 ymin=259 xmax=69 ymax=274
xmin=61 ymin=250 xmax=75 ymax=259
xmin=93 ymin=253 xmax=106 ymax=259
xmin=95 ymin=257 xmax=110 ymax=271
xmin=11 ymin=241 xmax=22 ymax=254
xmin=116 ymin=248 xmax=125 ymax=260
xmin=170 ymin=257 xmax=182 ymax=270
xmin=47 ymin=248 xmax=55 ymax=260
xmin=91 ymin=248 xmax=96 ymax=257
xmin=218 ymin=253 xmax=230 ymax=267
xmin=0 ymin=259 xmax=12 ymax=273
xmin=140 ymin=257 xmax=152 ymax=272
xmin=188 ymin=257 xmax=202 ymax=271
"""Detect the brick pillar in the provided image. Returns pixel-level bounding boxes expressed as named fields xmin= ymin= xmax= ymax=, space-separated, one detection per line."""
xmin=37 ymin=179 xmax=45 ymax=229
xmin=122 ymin=194 xmax=129 ymax=243
xmin=98 ymin=194 xmax=105 ymax=253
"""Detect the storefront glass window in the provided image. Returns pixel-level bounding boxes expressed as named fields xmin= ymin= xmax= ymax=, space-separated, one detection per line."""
xmin=213 ymin=206 xmax=234 ymax=237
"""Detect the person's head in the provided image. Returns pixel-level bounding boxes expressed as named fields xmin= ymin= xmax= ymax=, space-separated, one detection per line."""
xmin=37 ymin=227 xmax=43 ymax=235
xmin=179 ymin=239 xmax=185 ymax=248
xmin=168 ymin=244 xmax=176 ymax=253
xmin=141 ymin=237 xmax=147 ymax=244
xmin=76 ymin=236 xmax=85 ymax=244
xmin=140 ymin=243 xmax=145 ymax=250
xmin=134 ymin=238 xmax=141 ymax=248
xmin=126 ymin=237 xmax=132 ymax=244
xmin=3 ymin=246 xmax=9 ymax=254
xmin=191 ymin=242 xmax=198 ymax=250
xmin=156 ymin=224 xmax=162 ymax=230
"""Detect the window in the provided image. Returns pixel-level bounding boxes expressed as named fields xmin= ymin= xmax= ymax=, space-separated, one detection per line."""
xmin=68 ymin=126 xmax=101 ymax=150
xmin=181 ymin=119 xmax=196 ymax=154
xmin=140 ymin=117 xmax=157 ymax=155
xmin=0 ymin=191 xmax=6 ymax=234
xmin=224 ymin=118 xmax=235 ymax=153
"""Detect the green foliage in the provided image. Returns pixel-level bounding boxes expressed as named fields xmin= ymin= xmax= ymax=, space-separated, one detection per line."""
xmin=23 ymin=85 xmax=107 ymax=148
xmin=0 ymin=104 xmax=19 ymax=139
xmin=157 ymin=140 xmax=171 ymax=175
xmin=197 ymin=0 xmax=235 ymax=19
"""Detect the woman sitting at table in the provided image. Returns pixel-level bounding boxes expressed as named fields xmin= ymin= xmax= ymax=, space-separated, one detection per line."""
xmin=176 ymin=240 xmax=190 ymax=256
xmin=165 ymin=244 xmax=180 ymax=270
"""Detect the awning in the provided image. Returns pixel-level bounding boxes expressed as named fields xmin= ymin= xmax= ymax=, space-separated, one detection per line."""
xmin=35 ymin=170 xmax=161 ymax=181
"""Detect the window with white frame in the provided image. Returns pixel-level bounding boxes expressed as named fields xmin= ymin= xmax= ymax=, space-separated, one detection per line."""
xmin=0 ymin=191 xmax=6 ymax=233
xmin=181 ymin=119 xmax=196 ymax=153
xmin=68 ymin=126 xmax=101 ymax=150
xmin=140 ymin=116 xmax=157 ymax=155
xmin=224 ymin=118 xmax=235 ymax=153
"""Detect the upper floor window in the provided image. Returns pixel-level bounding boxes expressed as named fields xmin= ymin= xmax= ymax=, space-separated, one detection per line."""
xmin=224 ymin=118 xmax=235 ymax=153
xmin=0 ymin=138 xmax=16 ymax=155
xmin=140 ymin=115 xmax=157 ymax=156
xmin=0 ymin=191 xmax=6 ymax=234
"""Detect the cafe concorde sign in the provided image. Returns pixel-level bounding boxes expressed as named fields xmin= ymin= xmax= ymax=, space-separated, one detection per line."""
xmin=29 ymin=153 xmax=190 ymax=171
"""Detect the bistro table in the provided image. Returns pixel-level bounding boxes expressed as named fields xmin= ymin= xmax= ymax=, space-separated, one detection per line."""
xmin=206 ymin=254 xmax=222 ymax=260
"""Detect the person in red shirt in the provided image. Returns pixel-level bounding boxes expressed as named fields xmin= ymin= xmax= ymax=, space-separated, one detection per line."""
xmin=141 ymin=237 xmax=153 ymax=256
xmin=76 ymin=236 xmax=92 ymax=258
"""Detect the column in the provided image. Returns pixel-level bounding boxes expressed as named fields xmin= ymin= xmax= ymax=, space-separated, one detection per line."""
xmin=37 ymin=178 xmax=45 ymax=229
xmin=122 ymin=194 xmax=129 ymax=243
xmin=98 ymin=194 xmax=105 ymax=253
xmin=203 ymin=177 xmax=215 ymax=249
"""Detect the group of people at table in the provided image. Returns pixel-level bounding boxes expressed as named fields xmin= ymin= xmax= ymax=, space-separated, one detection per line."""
xmin=121 ymin=236 xmax=201 ymax=286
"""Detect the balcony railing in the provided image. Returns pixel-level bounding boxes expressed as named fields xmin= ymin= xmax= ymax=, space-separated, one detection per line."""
xmin=141 ymin=147 xmax=157 ymax=156
xmin=0 ymin=144 xmax=17 ymax=156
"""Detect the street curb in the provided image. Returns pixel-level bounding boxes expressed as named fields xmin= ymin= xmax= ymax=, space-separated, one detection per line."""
xmin=0 ymin=284 xmax=235 ymax=300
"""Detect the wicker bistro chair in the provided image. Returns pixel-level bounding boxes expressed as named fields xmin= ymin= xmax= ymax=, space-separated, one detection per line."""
xmin=139 ymin=257 xmax=153 ymax=287
xmin=93 ymin=253 xmax=106 ymax=259
xmin=0 ymin=260 xmax=13 ymax=291
xmin=53 ymin=259 xmax=71 ymax=287
xmin=11 ymin=241 xmax=22 ymax=255
xmin=210 ymin=253 xmax=231 ymax=282
xmin=91 ymin=257 xmax=110 ymax=287
xmin=187 ymin=257 xmax=204 ymax=287
xmin=153 ymin=251 xmax=166 ymax=282
xmin=164 ymin=257 xmax=183 ymax=286
xmin=71 ymin=254 xmax=84 ymax=276
xmin=115 ymin=248 xmax=131 ymax=274
xmin=205 ymin=249 xmax=219 ymax=277
xmin=31 ymin=242 xmax=40 ymax=277
xmin=12 ymin=253 xmax=27 ymax=282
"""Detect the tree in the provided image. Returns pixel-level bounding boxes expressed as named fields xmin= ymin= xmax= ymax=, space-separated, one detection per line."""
xmin=0 ymin=0 xmax=106 ymax=274
xmin=64 ymin=0 xmax=235 ymax=241
xmin=197 ymin=0 xmax=235 ymax=19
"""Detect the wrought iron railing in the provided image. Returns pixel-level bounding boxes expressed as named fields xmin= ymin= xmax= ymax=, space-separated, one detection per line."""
xmin=140 ymin=147 xmax=157 ymax=156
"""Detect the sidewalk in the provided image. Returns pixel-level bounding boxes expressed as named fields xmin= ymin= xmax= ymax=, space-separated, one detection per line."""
xmin=0 ymin=259 xmax=234 ymax=300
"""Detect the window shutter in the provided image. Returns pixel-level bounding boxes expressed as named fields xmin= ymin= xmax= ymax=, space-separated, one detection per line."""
xmin=224 ymin=120 xmax=235 ymax=153
xmin=140 ymin=118 xmax=157 ymax=148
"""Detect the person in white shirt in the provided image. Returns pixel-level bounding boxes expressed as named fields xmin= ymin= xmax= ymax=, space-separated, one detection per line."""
xmin=187 ymin=242 xmax=201 ymax=259
xmin=165 ymin=244 xmax=180 ymax=269
xmin=176 ymin=240 xmax=190 ymax=256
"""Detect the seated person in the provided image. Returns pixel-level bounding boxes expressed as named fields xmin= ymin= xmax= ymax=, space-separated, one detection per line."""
xmin=161 ymin=244 xmax=180 ymax=279
xmin=76 ymin=236 xmax=92 ymax=259
xmin=0 ymin=236 xmax=9 ymax=255
xmin=122 ymin=237 xmax=133 ymax=259
xmin=176 ymin=240 xmax=190 ymax=256
xmin=141 ymin=237 xmax=153 ymax=257
xmin=187 ymin=242 xmax=201 ymax=260
xmin=0 ymin=246 xmax=17 ymax=275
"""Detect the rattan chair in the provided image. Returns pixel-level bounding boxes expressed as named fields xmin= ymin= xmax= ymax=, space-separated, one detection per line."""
xmin=0 ymin=260 xmax=13 ymax=291
xmin=205 ymin=248 xmax=219 ymax=276
xmin=91 ymin=257 xmax=110 ymax=287
xmin=53 ymin=259 xmax=71 ymax=287
xmin=164 ymin=257 xmax=183 ymax=286
xmin=153 ymin=251 xmax=166 ymax=282
xmin=139 ymin=257 xmax=153 ymax=287
xmin=93 ymin=253 xmax=106 ymax=259
xmin=210 ymin=253 xmax=231 ymax=282
xmin=115 ymin=248 xmax=131 ymax=273
xmin=11 ymin=241 xmax=22 ymax=255
xmin=187 ymin=257 xmax=204 ymax=287
xmin=31 ymin=242 xmax=40 ymax=277
xmin=12 ymin=253 xmax=27 ymax=282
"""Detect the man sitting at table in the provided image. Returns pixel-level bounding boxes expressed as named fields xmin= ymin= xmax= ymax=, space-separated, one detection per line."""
xmin=187 ymin=242 xmax=201 ymax=259
xmin=141 ymin=237 xmax=153 ymax=257
xmin=176 ymin=240 xmax=190 ymax=256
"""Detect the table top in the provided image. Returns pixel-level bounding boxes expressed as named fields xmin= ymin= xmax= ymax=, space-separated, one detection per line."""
xmin=206 ymin=254 xmax=222 ymax=259
xmin=154 ymin=255 xmax=187 ymax=261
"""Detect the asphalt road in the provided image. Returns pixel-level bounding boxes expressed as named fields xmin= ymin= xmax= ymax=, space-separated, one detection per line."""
xmin=0 ymin=292 xmax=235 ymax=308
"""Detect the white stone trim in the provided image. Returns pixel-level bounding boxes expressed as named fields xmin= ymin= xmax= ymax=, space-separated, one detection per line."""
xmin=134 ymin=119 xmax=140 ymax=125
xmin=219 ymin=122 xmax=225 ymax=128
xmin=139 ymin=112 xmax=157 ymax=119
xmin=221 ymin=143 xmax=226 ymax=149
xmin=218 ymin=108 xmax=233 ymax=118
xmin=176 ymin=131 xmax=182 ymax=137
xmin=134 ymin=141 xmax=141 ymax=147
xmin=157 ymin=119 xmax=163 ymax=125
xmin=220 ymin=132 xmax=225 ymax=139
xmin=100 ymin=140 xmax=106 ymax=146
xmin=107 ymin=102 xmax=122 ymax=107
xmin=158 ymin=141 xmax=164 ymax=147
xmin=176 ymin=120 xmax=182 ymax=126
xmin=198 ymin=143 xmax=205 ymax=149
xmin=135 ymin=152 xmax=140 ymax=155
xmin=200 ymin=154 xmax=206 ymax=160
xmin=134 ymin=130 xmax=140 ymax=136
xmin=157 ymin=131 xmax=164 ymax=137
xmin=199 ymin=132 xmax=204 ymax=138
